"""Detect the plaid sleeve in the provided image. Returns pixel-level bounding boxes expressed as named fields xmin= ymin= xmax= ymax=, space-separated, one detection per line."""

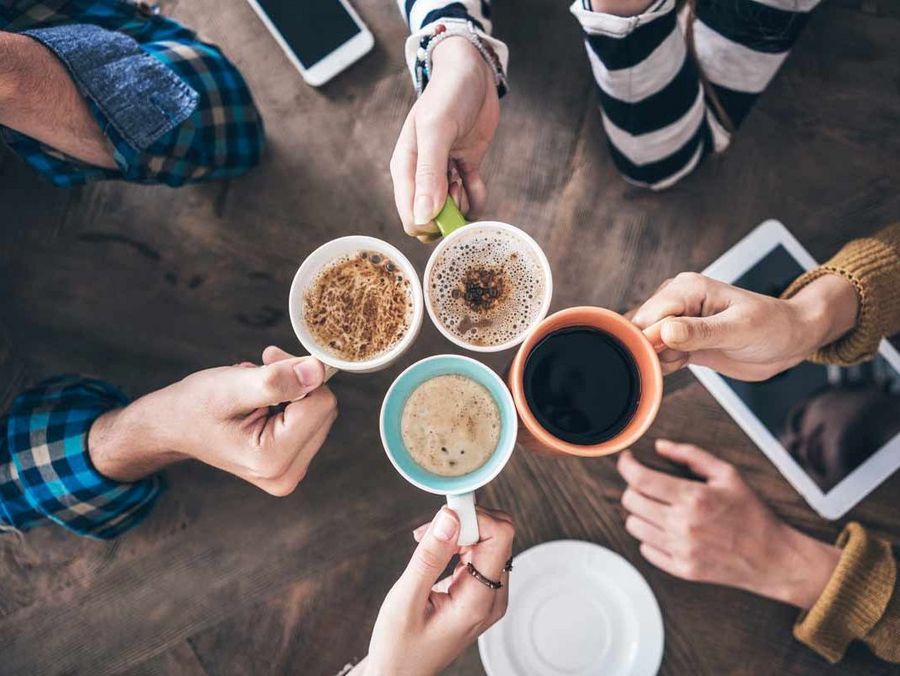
xmin=0 ymin=376 xmax=164 ymax=540
xmin=2 ymin=7 xmax=264 ymax=187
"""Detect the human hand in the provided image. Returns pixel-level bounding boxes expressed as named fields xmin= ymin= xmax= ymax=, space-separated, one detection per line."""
xmin=617 ymin=440 xmax=840 ymax=609
xmin=357 ymin=506 xmax=514 ymax=676
xmin=88 ymin=345 xmax=338 ymax=495
xmin=390 ymin=36 xmax=500 ymax=242
xmin=630 ymin=272 xmax=858 ymax=380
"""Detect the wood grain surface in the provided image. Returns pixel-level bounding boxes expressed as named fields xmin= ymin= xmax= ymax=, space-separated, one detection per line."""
xmin=1 ymin=0 xmax=898 ymax=674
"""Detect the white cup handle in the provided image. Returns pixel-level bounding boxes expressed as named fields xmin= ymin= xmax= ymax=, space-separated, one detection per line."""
xmin=447 ymin=492 xmax=479 ymax=546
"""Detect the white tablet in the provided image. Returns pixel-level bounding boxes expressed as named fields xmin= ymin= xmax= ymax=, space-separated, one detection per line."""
xmin=690 ymin=219 xmax=900 ymax=519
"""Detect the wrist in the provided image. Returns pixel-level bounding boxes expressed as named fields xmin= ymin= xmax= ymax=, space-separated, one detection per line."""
xmin=430 ymin=35 xmax=495 ymax=93
xmin=760 ymin=524 xmax=841 ymax=609
xmin=786 ymin=273 xmax=859 ymax=355
xmin=88 ymin=391 xmax=184 ymax=482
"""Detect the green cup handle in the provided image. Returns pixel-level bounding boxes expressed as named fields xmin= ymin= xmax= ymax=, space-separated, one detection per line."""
xmin=433 ymin=195 xmax=468 ymax=237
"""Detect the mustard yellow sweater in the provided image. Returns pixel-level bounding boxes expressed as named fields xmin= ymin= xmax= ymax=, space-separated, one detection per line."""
xmin=783 ymin=223 xmax=900 ymax=663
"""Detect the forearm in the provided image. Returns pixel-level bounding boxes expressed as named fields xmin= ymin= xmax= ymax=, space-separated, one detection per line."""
xmin=0 ymin=31 xmax=116 ymax=168
xmin=88 ymin=389 xmax=186 ymax=483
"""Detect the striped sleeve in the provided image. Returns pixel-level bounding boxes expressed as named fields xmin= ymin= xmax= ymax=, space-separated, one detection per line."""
xmin=570 ymin=0 xmax=822 ymax=190
xmin=398 ymin=0 xmax=508 ymax=89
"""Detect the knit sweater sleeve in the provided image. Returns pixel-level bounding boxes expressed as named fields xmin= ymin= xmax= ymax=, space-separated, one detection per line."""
xmin=781 ymin=222 xmax=900 ymax=365
xmin=793 ymin=522 xmax=899 ymax=663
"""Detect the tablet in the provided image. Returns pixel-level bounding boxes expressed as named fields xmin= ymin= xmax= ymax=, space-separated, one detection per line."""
xmin=690 ymin=220 xmax=900 ymax=519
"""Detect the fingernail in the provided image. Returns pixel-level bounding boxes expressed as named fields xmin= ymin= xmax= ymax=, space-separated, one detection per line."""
xmin=656 ymin=438 xmax=672 ymax=449
xmin=432 ymin=508 xmax=458 ymax=542
xmin=414 ymin=194 xmax=434 ymax=225
xmin=294 ymin=360 xmax=320 ymax=388
xmin=412 ymin=524 xmax=428 ymax=539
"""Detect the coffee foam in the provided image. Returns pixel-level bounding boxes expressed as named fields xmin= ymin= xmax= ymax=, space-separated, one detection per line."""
xmin=303 ymin=251 xmax=413 ymax=362
xmin=429 ymin=229 xmax=545 ymax=347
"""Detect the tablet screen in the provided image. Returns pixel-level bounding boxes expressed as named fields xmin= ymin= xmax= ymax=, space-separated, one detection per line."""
xmin=722 ymin=244 xmax=900 ymax=492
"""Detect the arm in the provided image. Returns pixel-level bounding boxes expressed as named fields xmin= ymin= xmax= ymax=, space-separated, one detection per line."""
xmin=352 ymin=507 xmax=515 ymax=675
xmin=783 ymin=222 xmax=900 ymax=365
xmin=630 ymin=270 xmax=858 ymax=380
xmin=794 ymin=523 xmax=899 ymax=664
xmin=1 ymin=9 xmax=264 ymax=188
xmin=0 ymin=31 xmax=116 ymax=169
xmin=1 ymin=347 xmax=337 ymax=538
xmin=617 ymin=441 xmax=899 ymax=664
xmin=391 ymin=0 xmax=507 ymax=240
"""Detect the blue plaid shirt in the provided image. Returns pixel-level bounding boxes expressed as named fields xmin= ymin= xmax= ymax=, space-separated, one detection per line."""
xmin=1 ymin=376 xmax=163 ymax=539
xmin=1 ymin=0 xmax=264 ymax=186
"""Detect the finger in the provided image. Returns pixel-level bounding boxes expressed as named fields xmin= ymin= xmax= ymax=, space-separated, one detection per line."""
xmin=416 ymin=231 xmax=442 ymax=243
xmin=659 ymin=315 xmax=731 ymax=353
xmin=475 ymin=505 xmax=514 ymax=525
xmin=391 ymin=114 xmax=428 ymax=236
xmin=660 ymin=355 xmax=690 ymax=375
xmin=412 ymin=523 xmax=429 ymax=541
xmin=277 ymin=384 xmax=338 ymax=450
xmin=394 ymin=507 xmax=461 ymax=605
xmin=413 ymin=115 xmax=454 ymax=227
xmin=624 ymin=514 xmax=671 ymax=552
xmin=231 ymin=356 xmax=327 ymax=409
xmin=631 ymin=273 xmax=712 ymax=329
xmin=658 ymin=348 xmax=687 ymax=364
xmin=458 ymin=167 xmax=487 ymax=218
xmin=616 ymin=450 xmax=691 ymax=504
xmin=262 ymin=345 xmax=295 ymax=365
xmin=655 ymin=439 xmax=734 ymax=481
xmin=639 ymin=542 xmax=678 ymax=575
xmin=448 ymin=178 xmax=470 ymax=217
xmin=255 ymin=400 xmax=336 ymax=495
xmin=452 ymin=511 xmax=515 ymax=617
xmin=621 ymin=487 xmax=669 ymax=528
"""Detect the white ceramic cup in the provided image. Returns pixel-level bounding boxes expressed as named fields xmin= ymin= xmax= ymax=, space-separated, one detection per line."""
xmin=289 ymin=236 xmax=424 ymax=374
xmin=424 ymin=220 xmax=553 ymax=353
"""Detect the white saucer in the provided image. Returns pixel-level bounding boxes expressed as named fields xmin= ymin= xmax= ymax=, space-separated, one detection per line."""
xmin=478 ymin=540 xmax=664 ymax=676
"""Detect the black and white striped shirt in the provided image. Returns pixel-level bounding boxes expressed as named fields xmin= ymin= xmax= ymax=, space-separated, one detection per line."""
xmin=399 ymin=0 xmax=821 ymax=189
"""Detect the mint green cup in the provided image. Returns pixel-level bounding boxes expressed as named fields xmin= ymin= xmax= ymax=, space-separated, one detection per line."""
xmin=380 ymin=355 xmax=517 ymax=545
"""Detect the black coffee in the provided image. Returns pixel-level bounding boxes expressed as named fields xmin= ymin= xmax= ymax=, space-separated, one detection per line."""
xmin=523 ymin=327 xmax=640 ymax=445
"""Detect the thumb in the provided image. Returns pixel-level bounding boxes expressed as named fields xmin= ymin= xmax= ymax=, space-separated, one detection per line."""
xmin=660 ymin=316 xmax=728 ymax=352
xmin=413 ymin=118 xmax=453 ymax=225
xmin=229 ymin=357 xmax=325 ymax=409
xmin=394 ymin=508 xmax=460 ymax=605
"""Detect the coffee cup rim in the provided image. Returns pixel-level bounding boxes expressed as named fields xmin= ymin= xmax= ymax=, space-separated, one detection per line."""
xmin=510 ymin=307 xmax=663 ymax=457
xmin=289 ymin=235 xmax=424 ymax=373
xmin=379 ymin=354 xmax=517 ymax=496
xmin=423 ymin=221 xmax=553 ymax=353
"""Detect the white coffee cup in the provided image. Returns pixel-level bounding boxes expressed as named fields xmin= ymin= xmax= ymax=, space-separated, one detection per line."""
xmin=289 ymin=236 xmax=424 ymax=374
xmin=424 ymin=199 xmax=553 ymax=353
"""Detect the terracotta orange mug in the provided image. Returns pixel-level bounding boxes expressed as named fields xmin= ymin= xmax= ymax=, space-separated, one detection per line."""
xmin=507 ymin=306 xmax=664 ymax=457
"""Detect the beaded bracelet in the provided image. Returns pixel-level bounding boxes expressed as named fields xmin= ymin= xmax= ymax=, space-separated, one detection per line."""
xmin=413 ymin=21 xmax=508 ymax=98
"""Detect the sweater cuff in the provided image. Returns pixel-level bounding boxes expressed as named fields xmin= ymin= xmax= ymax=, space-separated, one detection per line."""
xmin=793 ymin=522 xmax=896 ymax=663
xmin=781 ymin=226 xmax=900 ymax=365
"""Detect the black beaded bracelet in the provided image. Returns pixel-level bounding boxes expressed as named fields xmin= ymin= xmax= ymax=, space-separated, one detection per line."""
xmin=413 ymin=20 xmax=508 ymax=99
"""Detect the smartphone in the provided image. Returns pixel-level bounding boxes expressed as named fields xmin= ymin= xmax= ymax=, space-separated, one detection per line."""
xmin=246 ymin=0 xmax=374 ymax=86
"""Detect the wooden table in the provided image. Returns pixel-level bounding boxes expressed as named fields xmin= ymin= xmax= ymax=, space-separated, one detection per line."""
xmin=1 ymin=0 xmax=898 ymax=674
